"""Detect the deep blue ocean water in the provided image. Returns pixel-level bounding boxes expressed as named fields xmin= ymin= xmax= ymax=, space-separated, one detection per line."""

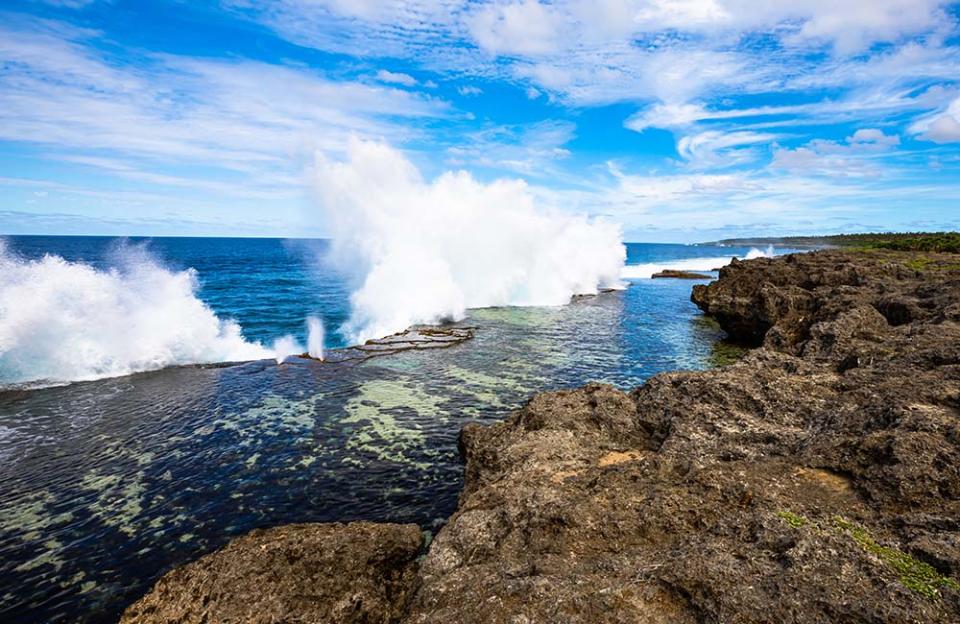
xmin=0 ymin=236 xmax=782 ymax=622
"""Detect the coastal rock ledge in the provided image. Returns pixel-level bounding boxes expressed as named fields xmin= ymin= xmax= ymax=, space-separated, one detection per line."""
xmin=123 ymin=250 xmax=960 ymax=624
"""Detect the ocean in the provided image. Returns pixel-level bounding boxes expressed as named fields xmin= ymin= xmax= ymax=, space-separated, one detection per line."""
xmin=0 ymin=236 xmax=781 ymax=622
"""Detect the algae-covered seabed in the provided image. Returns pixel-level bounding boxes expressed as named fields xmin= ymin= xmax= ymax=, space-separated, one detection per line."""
xmin=0 ymin=279 xmax=725 ymax=623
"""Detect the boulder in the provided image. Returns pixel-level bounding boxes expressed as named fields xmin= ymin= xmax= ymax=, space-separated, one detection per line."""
xmin=121 ymin=522 xmax=423 ymax=624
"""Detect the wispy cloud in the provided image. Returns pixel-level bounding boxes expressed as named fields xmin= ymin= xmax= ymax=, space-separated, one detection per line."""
xmin=0 ymin=16 xmax=450 ymax=201
xmin=445 ymin=119 xmax=575 ymax=176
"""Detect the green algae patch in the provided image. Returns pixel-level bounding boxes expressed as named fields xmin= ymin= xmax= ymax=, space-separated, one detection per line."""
xmin=777 ymin=510 xmax=808 ymax=528
xmin=80 ymin=470 xmax=147 ymax=537
xmin=709 ymin=341 xmax=750 ymax=368
xmin=341 ymin=378 xmax=442 ymax=468
xmin=833 ymin=517 xmax=960 ymax=599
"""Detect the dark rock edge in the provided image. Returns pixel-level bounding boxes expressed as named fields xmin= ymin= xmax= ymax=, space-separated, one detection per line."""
xmin=123 ymin=249 xmax=960 ymax=624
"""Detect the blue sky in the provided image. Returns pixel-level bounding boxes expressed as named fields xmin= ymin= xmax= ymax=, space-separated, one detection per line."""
xmin=1 ymin=0 xmax=959 ymax=242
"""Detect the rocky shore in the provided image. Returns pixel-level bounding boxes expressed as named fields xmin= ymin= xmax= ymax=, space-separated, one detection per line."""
xmin=123 ymin=250 xmax=960 ymax=624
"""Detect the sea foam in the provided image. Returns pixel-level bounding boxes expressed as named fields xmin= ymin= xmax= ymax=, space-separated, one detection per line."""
xmin=620 ymin=246 xmax=775 ymax=280
xmin=0 ymin=243 xmax=273 ymax=386
xmin=314 ymin=139 xmax=626 ymax=344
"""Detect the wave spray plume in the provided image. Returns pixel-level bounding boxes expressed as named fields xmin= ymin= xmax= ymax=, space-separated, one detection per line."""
xmin=0 ymin=243 xmax=272 ymax=386
xmin=314 ymin=139 xmax=626 ymax=343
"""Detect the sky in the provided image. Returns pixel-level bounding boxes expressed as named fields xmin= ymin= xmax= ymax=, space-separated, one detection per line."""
xmin=1 ymin=0 xmax=959 ymax=243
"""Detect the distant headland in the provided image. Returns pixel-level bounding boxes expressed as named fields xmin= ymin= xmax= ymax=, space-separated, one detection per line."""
xmin=701 ymin=231 xmax=960 ymax=252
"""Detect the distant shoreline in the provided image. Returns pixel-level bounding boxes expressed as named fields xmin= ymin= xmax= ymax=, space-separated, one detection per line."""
xmin=699 ymin=231 xmax=960 ymax=252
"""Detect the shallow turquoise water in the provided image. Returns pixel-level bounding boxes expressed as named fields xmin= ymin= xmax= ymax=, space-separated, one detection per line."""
xmin=0 ymin=237 xmax=764 ymax=622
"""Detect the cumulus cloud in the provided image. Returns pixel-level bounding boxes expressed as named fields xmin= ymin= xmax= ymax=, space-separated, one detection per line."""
xmin=771 ymin=129 xmax=901 ymax=176
xmin=375 ymin=69 xmax=417 ymax=86
xmin=467 ymin=0 xmax=563 ymax=56
xmin=848 ymin=128 xmax=901 ymax=148
xmin=912 ymin=97 xmax=960 ymax=143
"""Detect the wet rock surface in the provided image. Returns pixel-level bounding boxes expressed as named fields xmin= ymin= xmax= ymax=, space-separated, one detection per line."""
xmin=301 ymin=326 xmax=476 ymax=364
xmin=126 ymin=250 xmax=960 ymax=623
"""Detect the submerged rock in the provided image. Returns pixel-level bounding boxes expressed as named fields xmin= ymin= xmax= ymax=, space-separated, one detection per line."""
xmin=126 ymin=249 xmax=960 ymax=623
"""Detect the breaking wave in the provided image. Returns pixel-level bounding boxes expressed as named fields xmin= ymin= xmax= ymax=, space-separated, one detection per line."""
xmin=0 ymin=243 xmax=274 ymax=387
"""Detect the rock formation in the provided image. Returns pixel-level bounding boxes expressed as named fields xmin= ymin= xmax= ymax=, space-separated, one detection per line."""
xmin=125 ymin=250 xmax=960 ymax=624
xmin=651 ymin=269 xmax=713 ymax=279
xmin=121 ymin=522 xmax=422 ymax=624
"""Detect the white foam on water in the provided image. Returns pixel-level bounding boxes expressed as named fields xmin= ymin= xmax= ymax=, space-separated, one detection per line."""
xmin=620 ymin=246 xmax=776 ymax=280
xmin=313 ymin=139 xmax=626 ymax=344
xmin=0 ymin=242 xmax=277 ymax=386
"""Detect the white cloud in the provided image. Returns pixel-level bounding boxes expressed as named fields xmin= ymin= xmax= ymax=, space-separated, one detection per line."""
xmin=374 ymin=69 xmax=417 ymax=86
xmin=557 ymin=154 xmax=960 ymax=239
xmin=848 ymin=128 xmax=900 ymax=148
xmin=604 ymin=1 xmax=947 ymax=53
xmin=911 ymin=97 xmax=960 ymax=143
xmin=676 ymin=130 xmax=780 ymax=169
xmin=771 ymin=129 xmax=900 ymax=176
xmin=0 ymin=19 xmax=450 ymax=200
xmin=625 ymin=85 xmax=957 ymax=135
xmin=223 ymin=0 xmax=472 ymax=60
xmin=446 ymin=120 xmax=575 ymax=175
xmin=227 ymin=0 xmax=959 ymax=131
xmin=5 ymin=2 xmax=960 ymax=237
xmin=467 ymin=0 xmax=563 ymax=56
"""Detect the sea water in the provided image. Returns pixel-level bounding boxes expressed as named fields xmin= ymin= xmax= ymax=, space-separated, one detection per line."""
xmin=0 ymin=236 xmax=784 ymax=622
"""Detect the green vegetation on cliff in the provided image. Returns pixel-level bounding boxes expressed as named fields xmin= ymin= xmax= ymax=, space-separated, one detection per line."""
xmin=833 ymin=517 xmax=960 ymax=600
xmin=705 ymin=232 xmax=960 ymax=253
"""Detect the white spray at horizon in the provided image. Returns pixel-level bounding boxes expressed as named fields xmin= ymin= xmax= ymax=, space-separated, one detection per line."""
xmin=620 ymin=246 xmax=777 ymax=280
xmin=313 ymin=139 xmax=626 ymax=344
